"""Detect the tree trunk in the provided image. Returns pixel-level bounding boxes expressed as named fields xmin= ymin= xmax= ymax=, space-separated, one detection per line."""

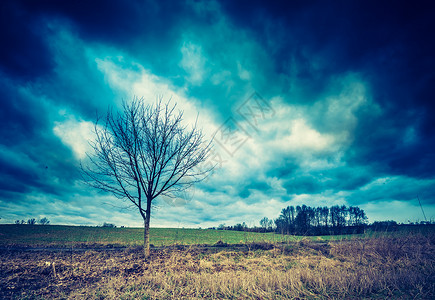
xmin=143 ymin=200 xmax=152 ymax=259
xmin=144 ymin=220 xmax=150 ymax=259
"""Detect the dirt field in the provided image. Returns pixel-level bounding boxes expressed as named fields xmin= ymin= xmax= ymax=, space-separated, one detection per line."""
xmin=1 ymin=232 xmax=434 ymax=299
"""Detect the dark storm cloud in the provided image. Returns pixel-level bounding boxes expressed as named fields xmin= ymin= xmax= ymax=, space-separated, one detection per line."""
xmin=349 ymin=111 xmax=435 ymax=179
xmin=221 ymin=0 xmax=434 ymax=88
xmin=0 ymin=137 xmax=79 ymax=202
xmin=0 ymin=77 xmax=44 ymax=144
xmin=1 ymin=0 xmax=434 ymax=225
xmin=1 ymin=0 xmax=172 ymax=45
xmin=280 ymin=166 xmax=372 ymax=195
xmin=0 ymin=149 xmax=39 ymax=195
xmin=29 ymin=0 xmax=193 ymax=45
xmin=221 ymin=0 xmax=435 ymax=179
xmin=0 ymin=76 xmax=79 ymax=201
xmin=0 ymin=0 xmax=196 ymax=209
xmin=0 ymin=1 xmax=53 ymax=80
xmin=0 ymin=0 xmax=217 ymax=117
xmin=0 ymin=0 xmax=215 ymax=80
xmin=239 ymin=181 xmax=272 ymax=199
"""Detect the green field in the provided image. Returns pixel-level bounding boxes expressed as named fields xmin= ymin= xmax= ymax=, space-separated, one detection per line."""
xmin=2 ymin=224 xmax=431 ymax=247
xmin=0 ymin=224 xmax=365 ymax=247
xmin=0 ymin=225 xmax=288 ymax=246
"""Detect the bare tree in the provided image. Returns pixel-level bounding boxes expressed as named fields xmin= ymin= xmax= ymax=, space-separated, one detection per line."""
xmin=259 ymin=217 xmax=273 ymax=232
xmin=81 ymin=98 xmax=213 ymax=258
xmin=39 ymin=217 xmax=50 ymax=225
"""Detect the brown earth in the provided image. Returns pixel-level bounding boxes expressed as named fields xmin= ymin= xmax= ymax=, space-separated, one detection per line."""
xmin=0 ymin=235 xmax=434 ymax=299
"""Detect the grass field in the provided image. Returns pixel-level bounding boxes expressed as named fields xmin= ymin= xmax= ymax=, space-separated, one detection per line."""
xmin=1 ymin=228 xmax=434 ymax=299
xmin=1 ymin=225 xmax=434 ymax=299
xmin=0 ymin=224 xmax=367 ymax=247
xmin=0 ymin=225 xmax=289 ymax=247
xmin=1 ymin=224 xmax=433 ymax=248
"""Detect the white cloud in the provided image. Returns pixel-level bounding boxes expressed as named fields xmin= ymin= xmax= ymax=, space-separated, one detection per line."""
xmin=237 ymin=61 xmax=251 ymax=80
xmin=359 ymin=176 xmax=392 ymax=191
xmin=95 ymin=56 xmax=219 ymax=139
xmin=210 ymin=70 xmax=234 ymax=93
xmin=179 ymin=42 xmax=207 ymax=85
xmin=290 ymin=192 xmax=349 ymax=208
xmin=285 ymin=118 xmax=335 ymax=151
xmin=95 ymin=56 xmax=143 ymax=101
xmin=53 ymin=116 xmax=95 ymax=160
xmin=312 ymin=74 xmax=379 ymax=134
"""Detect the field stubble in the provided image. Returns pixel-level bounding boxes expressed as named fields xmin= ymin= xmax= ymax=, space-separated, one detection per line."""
xmin=0 ymin=232 xmax=434 ymax=299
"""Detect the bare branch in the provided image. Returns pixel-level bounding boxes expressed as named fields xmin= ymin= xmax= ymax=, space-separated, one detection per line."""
xmin=80 ymin=97 xmax=214 ymax=258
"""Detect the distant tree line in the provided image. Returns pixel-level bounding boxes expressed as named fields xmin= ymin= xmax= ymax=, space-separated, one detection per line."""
xmin=212 ymin=204 xmax=434 ymax=235
xmin=100 ymin=223 xmax=126 ymax=228
xmin=274 ymin=205 xmax=367 ymax=235
xmin=370 ymin=220 xmax=434 ymax=231
xmin=15 ymin=217 xmax=50 ymax=225
xmin=210 ymin=205 xmax=368 ymax=235
xmin=371 ymin=220 xmax=398 ymax=231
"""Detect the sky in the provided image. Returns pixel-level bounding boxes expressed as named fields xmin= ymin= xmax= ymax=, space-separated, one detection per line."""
xmin=1 ymin=0 xmax=435 ymax=228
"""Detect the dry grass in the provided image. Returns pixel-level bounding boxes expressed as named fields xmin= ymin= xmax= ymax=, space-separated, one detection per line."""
xmin=1 ymin=232 xmax=434 ymax=299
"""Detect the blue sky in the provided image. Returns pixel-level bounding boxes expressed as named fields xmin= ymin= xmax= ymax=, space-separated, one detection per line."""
xmin=1 ymin=0 xmax=434 ymax=227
